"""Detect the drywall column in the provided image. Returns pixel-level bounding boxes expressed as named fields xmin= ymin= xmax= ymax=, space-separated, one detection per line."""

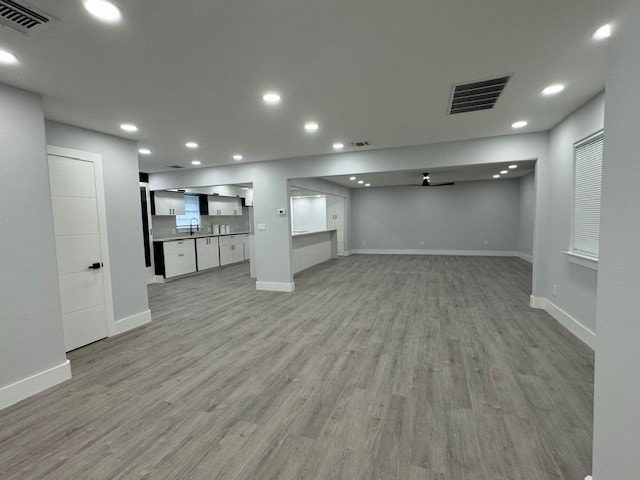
xmin=252 ymin=173 xmax=294 ymax=291
xmin=592 ymin=1 xmax=640 ymax=478
xmin=0 ymin=83 xmax=69 ymax=409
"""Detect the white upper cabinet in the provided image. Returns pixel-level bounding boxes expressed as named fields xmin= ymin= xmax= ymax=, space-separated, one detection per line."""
xmin=153 ymin=191 xmax=185 ymax=216
xmin=207 ymin=196 xmax=242 ymax=216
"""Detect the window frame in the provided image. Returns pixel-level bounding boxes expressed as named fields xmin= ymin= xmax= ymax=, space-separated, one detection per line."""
xmin=567 ymin=130 xmax=603 ymax=270
xmin=175 ymin=194 xmax=201 ymax=230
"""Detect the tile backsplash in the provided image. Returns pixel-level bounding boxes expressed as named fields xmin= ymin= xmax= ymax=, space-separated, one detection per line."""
xmin=152 ymin=207 xmax=252 ymax=239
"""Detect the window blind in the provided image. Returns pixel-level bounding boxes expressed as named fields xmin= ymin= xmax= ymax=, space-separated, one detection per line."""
xmin=176 ymin=194 xmax=201 ymax=228
xmin=572 ymin=132 xmax=603 ymax=258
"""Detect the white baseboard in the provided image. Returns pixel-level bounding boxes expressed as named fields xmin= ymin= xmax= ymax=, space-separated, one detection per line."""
xmin=530 ymin=295 xmax=546 ymax=309
xmin=518 ymin=252 xmax=533 ymax=263
xmin=256 ymin=281 xmax=295 ymax=292
xmin=0 ymin=360 xmax=71 ymax=411
xmin=529 ymin=296 xmax=595 ymax=350
xmin=114 ymin=309 xmax=152 ymax=335
xmin=353 ymin=249 xmax=519 ymax=257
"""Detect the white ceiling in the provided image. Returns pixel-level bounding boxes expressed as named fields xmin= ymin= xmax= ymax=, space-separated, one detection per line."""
xmin=0 ymin=1 xmax=610 ymax=172
xmin=322 ymin=160 xmax=536 ymax=188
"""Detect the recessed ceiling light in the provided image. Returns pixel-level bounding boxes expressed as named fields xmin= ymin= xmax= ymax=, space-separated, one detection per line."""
xmin=493 ymin=174 xmax=500 ymax=179
xmin=233 ymin=154 xmax=243 ymax=161
xmin=185 ymin=142 xmax=199 ymax=149
xmin=509 ymin=164 xmax=518 ymax=169
xmin=349 ymin=176 xmax=356 ymax=181
xmin=191 ymin=160 xmax=201 ymax=166
xmin=500 ymin=170 xmax=508 ymax=174
xmin=541 ymin=84 xmax=565 ymax=96
xmin=357 ymin=180 xmax=364 ymax=184
xmin=304 ymin=121 xmax=319 ymax=133
xmin=138 ymin=148 xmax=151 ymax=155
xmin=593 ymin=24 xmax=612 ymax=41
xmin=0 ymin=49 xmax=18 ymax=64
xmin=83 ymin=0 xmax=122 ymax=23
xmin=262 ymin=92 xmax=281 ymax=105
xmin=120 ymin=123 xmax=138 ymax=132
xmin=511 ymin=120 xmax=528 ymax=129
xmin=333 ymin=142 xmax=344 ymax=150
xmin=365 ymin=183 xmax=371 ymax=187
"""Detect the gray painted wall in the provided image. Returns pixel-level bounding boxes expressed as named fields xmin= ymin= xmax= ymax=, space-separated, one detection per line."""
xmin=540 ymin=93 xmax=604 ymax=333
xmin=517 ymin=173 xmax=535 ymax=257
xmin=45 ymin=121 xmax=149 ymax=321
xmin=150 ymin=132 xmax=550 ymax=289
xmin=351 ymin=179 xmax=520 ymax=252
xmin=593 ymin=0 xmax=640 ymax=477
xmin=0 ymin=84 xmax=67 ymax=387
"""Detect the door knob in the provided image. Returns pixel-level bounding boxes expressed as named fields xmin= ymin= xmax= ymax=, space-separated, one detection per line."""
xmin=88 ymin=262 xmax=102 ymax=270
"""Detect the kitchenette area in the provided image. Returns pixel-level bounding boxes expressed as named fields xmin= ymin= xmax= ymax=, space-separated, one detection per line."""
xmin=142 ymin=184 xmax=254 ymax=282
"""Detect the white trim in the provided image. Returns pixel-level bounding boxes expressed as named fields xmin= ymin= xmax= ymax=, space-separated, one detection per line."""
xmin=529 ymin=296 xmax=595 ymax=350
xmin=0 ymin=360 xmax=71 ymax=411
xmin=256 ymin=281 xmax=295 ymax=292
xmin=114 ymin=310 xmax=152 ymax=335
xmin=46 ymin=145 xmax=117 ymax=338
xmin=353 ymin=249 xmax=519 ymax=257
xmin=529 ymin=295 xmax=546 ymax=309
xmin=518 ymin=252 xmax=533 ymax=263
xmin=564 ymin=251 xmax=598 ymax=271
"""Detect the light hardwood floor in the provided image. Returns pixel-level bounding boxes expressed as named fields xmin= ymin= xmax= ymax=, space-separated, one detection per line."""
xmin=0 ymin=255 xmax=594 ymax=479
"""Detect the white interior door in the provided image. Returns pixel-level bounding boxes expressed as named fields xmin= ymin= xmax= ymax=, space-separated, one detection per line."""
xmin=48 ymin=153 xmax=110 ymax=351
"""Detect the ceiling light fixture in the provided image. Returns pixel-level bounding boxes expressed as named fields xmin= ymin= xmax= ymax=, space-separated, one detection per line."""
xmin=593 ymin=24 xmax=612 ymax=41
xmin=191 ymin=160 xmax=201 ymax=166
xmin=509 ymin=164 xmax=518 ymax=169
xmin=500 ymin=170 xmax=508 ymax=174
xmin=365 ymin=183 xmax=371 ymax=187
xmin=493 ymin=174 xmax=500 ymax=179
xmin=83 ymin=0 xmax=122 ymax=23
xmin=349 ymin=176 xmax=356 ymax=181
xmin=262 ymin=92 xmax=281 ymax=105
xmin=304 ymin=121 xmax=319 ymax=133
xmin=541 ymin=84 xmax=565 ymax=96
xmin=0 ymin=49 xmax=18 ymax=64
xmin=357 ymin=180 xmax=364 ymax=184
xmin=185 ymin=142 xmax=199 ymax=149
xmin=233 ymin=154 xmax=243 ymax=161
xmin=511 ymin=120 xmax=528 ymax=129
xmin=333 ymin=142 xmax=344 ymax=150
xmin=138 ymin=148 xmax=151 ymax=155
xmin=120 ymin=123 xmax=138 ymax=132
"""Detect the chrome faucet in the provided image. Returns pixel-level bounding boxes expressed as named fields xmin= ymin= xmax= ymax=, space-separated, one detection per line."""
xmin=189 ymin=218 xmax=200 ymax=236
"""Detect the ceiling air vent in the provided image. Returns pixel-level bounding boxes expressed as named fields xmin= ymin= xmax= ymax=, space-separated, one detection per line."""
xmin=0 ymin=0 xmax=54 ymax=35
xmin=167 ymin=165 xmax=185 ymax=169
xmin=449 ymin=75 xmax=511 ymax=114
xmin=349 ymin=141 xmax=371 ymax=148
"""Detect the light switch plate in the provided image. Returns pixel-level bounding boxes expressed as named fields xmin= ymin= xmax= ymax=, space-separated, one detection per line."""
xmin=257 ymin=223 xmax=266 ymax=231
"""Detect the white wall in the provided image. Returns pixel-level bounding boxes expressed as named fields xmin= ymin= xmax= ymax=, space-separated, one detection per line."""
xmin=291 ymin=196 xmax=327 ymax=233
xmin=537 ymin=93 xmax=604 ymax=334
xmin=0 ymin=83 xmax=69 ymax=403
xmin=592 ymin=0 xmax=640 ymax=477
xmin=45 ymin=121 xmax=149 ymax=321
xmin=351 ymin=179 xmax=520 ymax=253
xmin=518 ymin=172 xmax=535 ymax=257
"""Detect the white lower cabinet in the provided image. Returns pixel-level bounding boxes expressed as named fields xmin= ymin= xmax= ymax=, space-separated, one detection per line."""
xmin=196 ymin=237 xmax=220 ymax=270
xmin=219 ymin=235 xmax=245 ymax=266
xmin=163 ymin=239 xmax=196 ymax=278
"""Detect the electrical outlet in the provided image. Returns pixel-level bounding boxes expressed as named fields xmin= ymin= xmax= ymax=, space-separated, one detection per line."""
xmin=362 ymin=240 xmax=366 ymax=245
xmin=483 ymin=240 xmax=488 ymax=246
xmin=172 ymin=228 xmax=176 ymax=234
xmin=420 ymin=241 xmax=425 ymax=246
xmin=552 ymin=284 xmax=558 ymax=297
xmin=257 ymin=223 xmax=266 ymax=231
